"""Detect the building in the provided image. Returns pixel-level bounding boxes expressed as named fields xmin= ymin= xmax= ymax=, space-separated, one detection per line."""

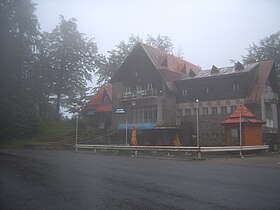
xmin=85 ymin=83 xmax=112 ymax=129
xmin=221 ymin=105 xmax=265 ymax=146
xmin=109 ymin=43 xmax=279 ymax=145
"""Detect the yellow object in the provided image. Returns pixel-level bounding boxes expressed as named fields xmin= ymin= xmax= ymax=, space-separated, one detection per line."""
xmin=172 ymin=134 xmax=182 ymax=146
xmin=131 ymin=126 xmax=137 ymax=146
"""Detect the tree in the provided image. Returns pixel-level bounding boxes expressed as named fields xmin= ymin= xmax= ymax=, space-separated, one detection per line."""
xmin=42 ymin=16 xmax=99 ymax=118
xmin=145 ymin=34 xmax=173 ymax=54
xmin=242 ymin=31 xmax=280 ymax=87
xmin=95 ymin=34 xmax=175 ymax=87
xmin=0 ymin=0 xmax=43 ymax=138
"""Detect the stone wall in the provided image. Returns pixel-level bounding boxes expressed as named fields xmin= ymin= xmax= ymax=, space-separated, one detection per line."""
xmin=182 ymin=114 xmax=227 ymax=146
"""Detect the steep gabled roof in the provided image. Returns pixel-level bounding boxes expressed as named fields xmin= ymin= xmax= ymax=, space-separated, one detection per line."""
xmin=111 ymin=43 xmax=199 ymax=92
xmin=246 ymin=60 xmax=274 ymax=103
xmin=139 ymin=43 xmax=199 ymax=91
xmin=87 ymin=83 xmax=112 ymax=113
xmin=140 ymin=43 xmax=199 ymax=75
xmin=221 ymin=105 xmax=264 ymax=124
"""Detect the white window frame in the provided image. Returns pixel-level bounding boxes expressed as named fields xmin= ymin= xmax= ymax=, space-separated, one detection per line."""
xmin=125 ymin=85 xmax=131 ymax=93
xmin=136 ymin=84 xmax=142 ymax=92
xmin=147 ymin=82 xmax=153 ymax=90
xmin=182 ymin=89 xmax=188 ymax=96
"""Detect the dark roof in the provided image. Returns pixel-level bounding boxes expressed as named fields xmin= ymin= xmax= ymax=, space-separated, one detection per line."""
xmin=181 ymin=62 xmax=259 ymax=80
xmin=178 ymin=60 xmax=274 ymax=103
xmin=222 ymin=105 xmax=264 ymax=124
xmin=246 ymin=60 xmax=274 ymax=103
xmin=87 ymin=83 xmax=112 ymax=113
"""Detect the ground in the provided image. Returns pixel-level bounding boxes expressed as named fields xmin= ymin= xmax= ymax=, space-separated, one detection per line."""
xmin=0 ymin=150 xmax=280 ymax=210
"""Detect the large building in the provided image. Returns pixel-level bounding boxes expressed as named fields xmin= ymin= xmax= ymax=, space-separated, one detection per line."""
xmin=107 ymin=43 xmax=278 ymax=145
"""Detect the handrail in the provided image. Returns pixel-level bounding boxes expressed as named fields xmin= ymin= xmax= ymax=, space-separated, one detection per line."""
xmin=75 ymin=144 xmax=269 ymax=158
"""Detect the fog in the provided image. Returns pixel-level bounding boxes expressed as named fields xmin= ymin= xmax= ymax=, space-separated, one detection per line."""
xmin=34 ymin=0 xmax=280 ymax=69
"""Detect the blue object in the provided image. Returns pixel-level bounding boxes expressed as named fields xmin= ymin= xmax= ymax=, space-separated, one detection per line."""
xmin=117 ymin=123 xmax=155 ymax=130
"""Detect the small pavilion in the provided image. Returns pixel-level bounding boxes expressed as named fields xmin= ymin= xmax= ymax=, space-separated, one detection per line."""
xmin=221 ymin=105 xmax=265 ymax=146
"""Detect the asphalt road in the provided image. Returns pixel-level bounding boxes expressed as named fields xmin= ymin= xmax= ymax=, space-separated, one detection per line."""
xmin=1 ymin=150 xmax=280 ymax=210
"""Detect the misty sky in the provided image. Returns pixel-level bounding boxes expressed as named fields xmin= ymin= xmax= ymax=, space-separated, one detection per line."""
xmin=34 ymin=0 xmax=280 ymax=71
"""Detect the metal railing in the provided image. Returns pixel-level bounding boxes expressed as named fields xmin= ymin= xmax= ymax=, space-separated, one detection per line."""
xmin=75 ymin=144 xmax=269 ymax=159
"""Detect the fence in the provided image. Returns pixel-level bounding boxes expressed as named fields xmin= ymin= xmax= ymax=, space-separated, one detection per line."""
xmin=75 ymin=144 xmax=269 ymax=159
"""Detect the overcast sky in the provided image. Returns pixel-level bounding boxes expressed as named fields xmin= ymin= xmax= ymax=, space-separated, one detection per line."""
xmin=34 ymin=0 xmax=280 ymax=70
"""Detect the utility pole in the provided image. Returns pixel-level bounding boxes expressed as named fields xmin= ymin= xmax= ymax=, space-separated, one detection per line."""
xmin=75 ymin=115 xmax=78 ymax=152
xmin=196 ymin=99 xmax=201 ymax=160
xmin=239 ymin=110 xmax=243 ymax=158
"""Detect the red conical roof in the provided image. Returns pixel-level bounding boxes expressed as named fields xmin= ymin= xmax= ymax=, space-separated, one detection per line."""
xmin=222 ymin=105 xmax=264 ymax=124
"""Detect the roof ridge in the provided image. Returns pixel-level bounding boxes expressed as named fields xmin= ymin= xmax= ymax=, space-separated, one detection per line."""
xmin=139 ymin=42 xmax=198 ymax=74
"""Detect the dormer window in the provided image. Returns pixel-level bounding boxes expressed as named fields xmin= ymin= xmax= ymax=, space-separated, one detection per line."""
xmin=160 ymin=55 xmax=168 ymax=67
xmin=136 ymin=85 xmax=142 ymax=92
xmin=189 ymin=68 xmax=196 ymax=77
xmin=211 ymin=65 xmax=220 ymax=74
xmin=125 ymin=85 xmax=131 ymax=93
xmin=235 ymin=61 xmax=244 ymax=71
xmin=234 ymin=83 xmax=240 ymax=92
xmin=182 ymin=89 xmax=188 ymax=96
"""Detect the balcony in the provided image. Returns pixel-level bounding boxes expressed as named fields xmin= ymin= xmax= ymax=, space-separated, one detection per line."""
xmin=121 ymin=89 xmax=159 ymax=100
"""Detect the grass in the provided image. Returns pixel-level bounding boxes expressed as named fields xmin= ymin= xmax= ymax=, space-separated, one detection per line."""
xmin=0 ymin=119 xmax=105 ymax=149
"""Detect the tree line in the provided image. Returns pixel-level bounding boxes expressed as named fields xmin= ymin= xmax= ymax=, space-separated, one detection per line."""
xmin=0 ymin=0 xmax=279 ymax=139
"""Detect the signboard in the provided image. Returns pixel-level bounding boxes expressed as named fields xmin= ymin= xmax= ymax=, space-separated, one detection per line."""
xmin=114 ymin=108 xmax=126 ymax=114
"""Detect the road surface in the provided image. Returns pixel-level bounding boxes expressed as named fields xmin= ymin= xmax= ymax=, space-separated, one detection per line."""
xmin=1 ymin=150 xmax=280 ymax=210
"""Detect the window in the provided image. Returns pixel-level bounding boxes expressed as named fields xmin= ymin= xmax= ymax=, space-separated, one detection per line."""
xmin=193 ymin=107 xmax=199 ymax=115
xmin=131 ymin=105 xmax=157 ymax=123
xmin=182 ymin=89 xmax=188 ymax=96
xmin=147 ymin=82 xmax=153 ymax=90
xmin=125 ymin=85 xmax=131 ymax=93
xmin=136 ymin=85 xmax=142 ymax=92
xmin=177 ymin=109 xmax=183 ymax=117
xmin=234 ymin=83 xmax=240 ymax=92
xmin=221 ymin=106 xmax=227 ymax=114
xmin=230 ymin=105 xmax=237 ymax=113
xmin=211 ymin=107 xmax=218 ymax=114
xmin=206 ymin=87 xmax=213 ymax=94
xmin=202 ymin=107 xmax=208 ymax=115
xmin=185 ymin=108 xmax=191 ymax=115
xmin=230 ymin=128 xmax=240 ymax=145
xmin=103 ymin=94 xmax=110 ymax=105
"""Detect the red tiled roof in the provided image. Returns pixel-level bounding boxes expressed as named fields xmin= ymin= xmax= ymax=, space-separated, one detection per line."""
xmin=87 ymin=83 xmax=112 ymax=106
xmin=94 ymin=104 xmax=112 ymax=113
xmin=140 ymin=43 xmax=199 ymax=75
xmin=139 ymin=43 xmax=199 ymax=91
xmin=222 ymin=105 xmax=264 ymax=124
xmin=87 ymin=83 xmax=112 ymax=113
